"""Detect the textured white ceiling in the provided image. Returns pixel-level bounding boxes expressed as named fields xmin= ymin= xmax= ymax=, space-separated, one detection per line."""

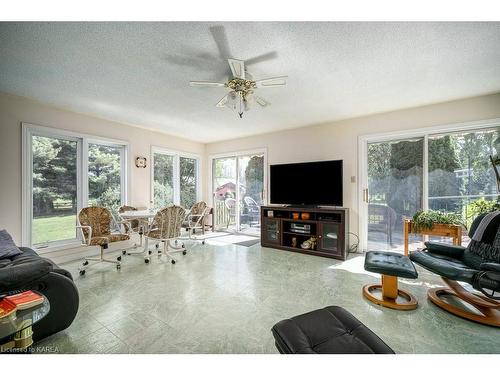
xmin=1 ymin=22 xmax=500 ymax=143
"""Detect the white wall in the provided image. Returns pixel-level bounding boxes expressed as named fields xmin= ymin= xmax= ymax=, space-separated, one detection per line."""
xmin=205 ymin=93 xmax=500 ymax=237
xmin=2 ymin=91 xmax=500 ymax=261
xmin=0 ymin=92 xmax=205 ymax=249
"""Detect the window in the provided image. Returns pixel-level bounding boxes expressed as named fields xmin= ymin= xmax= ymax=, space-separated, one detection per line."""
xmin=153 ymin=153 xmax=175 ymax=209
xmin=88 ymin=143 xmax=124 ymax=216
xmin=23 ymin=124 xmax=127 ymax=249
xmin=180 ymin=156 xmax=198 ymax=209
xmin=31 ymin=135 xmax=79 ymax=245
xmin=152 ymin=148 xmax=200 ymax=210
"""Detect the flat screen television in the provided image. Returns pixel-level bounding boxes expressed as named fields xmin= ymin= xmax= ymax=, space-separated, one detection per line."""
xmin=270 ymin=160 xmax=343 ymax=206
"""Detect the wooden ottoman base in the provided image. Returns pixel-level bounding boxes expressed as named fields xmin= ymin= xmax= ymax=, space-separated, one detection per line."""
xmin=363 ymin=275 xmax=418 ymax=311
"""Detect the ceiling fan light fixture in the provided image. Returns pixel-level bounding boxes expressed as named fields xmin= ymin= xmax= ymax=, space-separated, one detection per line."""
xmin=190 ymin=58 xmax=286 ymax=118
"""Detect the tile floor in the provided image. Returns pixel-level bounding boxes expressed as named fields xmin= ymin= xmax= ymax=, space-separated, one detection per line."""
xmin=33 ymin=236 xmax=500 ymax=354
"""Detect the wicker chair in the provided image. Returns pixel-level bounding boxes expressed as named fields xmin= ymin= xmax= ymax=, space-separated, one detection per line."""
xmin=224 ymin=198 xmax=237 ymax=228
xmin=77 ymin=206 xmax=130 ymax=275
xmin=144 ymin=205 xmax=187 ymax=264
xmin=183 ymin=201 xmax=210 ymax=245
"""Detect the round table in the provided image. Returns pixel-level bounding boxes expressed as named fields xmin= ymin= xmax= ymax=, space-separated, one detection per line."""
xmin=119 ymin=210 xmax=157 ymax=254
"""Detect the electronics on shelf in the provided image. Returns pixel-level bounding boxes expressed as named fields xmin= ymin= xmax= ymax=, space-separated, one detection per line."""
xmin=290 ymin=223 xmax=311 ymax=234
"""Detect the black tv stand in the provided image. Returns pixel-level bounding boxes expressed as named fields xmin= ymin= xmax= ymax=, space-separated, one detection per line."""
xmin=260 ymin=206 xmax=349 ymax=260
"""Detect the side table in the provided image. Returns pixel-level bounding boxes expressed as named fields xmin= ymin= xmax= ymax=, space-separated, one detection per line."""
xmin=0 ymin=293 xmax=50 ymax=353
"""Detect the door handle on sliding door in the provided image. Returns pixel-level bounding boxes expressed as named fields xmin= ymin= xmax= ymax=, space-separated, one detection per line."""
xmin=363 ymin=188 xmax=369 ymax=203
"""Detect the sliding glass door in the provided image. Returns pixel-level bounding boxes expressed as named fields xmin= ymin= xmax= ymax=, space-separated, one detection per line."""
xmin=361 ymin=124 xmax=500 ymax=252
xmin=212 ymin=151 xmax=265 ymax=236
xmin=366 ymin=138 xmax=423 ymax=251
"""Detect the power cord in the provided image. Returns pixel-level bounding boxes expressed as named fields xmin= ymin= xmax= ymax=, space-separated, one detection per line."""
xmin=348 ymin=232 xmax=360 ymax=253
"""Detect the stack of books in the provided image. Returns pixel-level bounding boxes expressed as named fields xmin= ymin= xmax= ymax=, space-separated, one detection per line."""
xmin=0 ymin=291 xmax=45 ymax=320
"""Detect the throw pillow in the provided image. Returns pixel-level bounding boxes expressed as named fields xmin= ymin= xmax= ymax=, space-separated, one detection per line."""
xmin=467 ymin=211 xmax=500 ymax=263
xmin=0 ymin=229 xmax=22 ymax=259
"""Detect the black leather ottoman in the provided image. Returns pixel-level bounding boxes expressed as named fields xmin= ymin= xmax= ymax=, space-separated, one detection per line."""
xmin=271 ymin=306 xmax=394 ymax=354
xmin=363 ymin=251 xmax=418 ymax=310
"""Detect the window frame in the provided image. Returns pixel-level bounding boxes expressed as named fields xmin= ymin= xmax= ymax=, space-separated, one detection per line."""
xmin=22 ymin=123 xmax=128 ymax=252
xmin=150 ymin=145 xmax=201 ymax=209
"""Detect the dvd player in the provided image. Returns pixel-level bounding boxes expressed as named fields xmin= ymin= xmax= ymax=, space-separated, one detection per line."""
xmin=290 ymin=223 xmax=311 ymax=234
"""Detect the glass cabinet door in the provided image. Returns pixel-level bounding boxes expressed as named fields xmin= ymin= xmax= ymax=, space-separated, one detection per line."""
xmin=262 ymin=218 xmax=280 ymax=244
xmin=319 ymin=222 xmax=341 ymax=254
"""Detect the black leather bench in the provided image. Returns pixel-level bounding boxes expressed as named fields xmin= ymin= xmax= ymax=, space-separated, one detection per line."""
xmin=271 ymin=306 xmax=394 ymax=354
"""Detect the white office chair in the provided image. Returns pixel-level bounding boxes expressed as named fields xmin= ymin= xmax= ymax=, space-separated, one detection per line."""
xmin=143 ymin=205 xmax=187 ymax=264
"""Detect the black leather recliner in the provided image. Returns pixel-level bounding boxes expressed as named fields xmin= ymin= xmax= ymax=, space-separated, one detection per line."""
xmin=410 ymin=213 xmax=500 ymax=327
xmin=0 ymin=247 xmax=79 ymax=342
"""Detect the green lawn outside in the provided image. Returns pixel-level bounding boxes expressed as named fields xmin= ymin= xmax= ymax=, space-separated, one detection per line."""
xmin=33 ymin=214 xmax=76 ymax=245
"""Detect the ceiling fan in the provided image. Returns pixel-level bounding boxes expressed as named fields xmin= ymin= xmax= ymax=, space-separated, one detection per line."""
xmin=189 ymin=58 xmax=287 ymax=118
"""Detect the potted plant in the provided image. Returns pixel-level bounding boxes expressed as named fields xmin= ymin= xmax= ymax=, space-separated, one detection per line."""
xmin=411 ymin=210 xmax=463 ymax=232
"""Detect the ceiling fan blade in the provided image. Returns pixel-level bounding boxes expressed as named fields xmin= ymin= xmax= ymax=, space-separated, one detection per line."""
xmin=189 ymin=81 xmax=226 ymax=88
xmin=254 ymin=95 xmax=270 ymax=107
xmin=215 ymin=94 xmax=229 ymax=108
xmin=255 ymin=76 xmax=287 ymax=88
xmin=245 ymin=51 xmax=278 ymax=65
xmin=209 ymin=25 xmax=232 ymax=59
xmin=228 ymin=59 xmax=245 ymax=79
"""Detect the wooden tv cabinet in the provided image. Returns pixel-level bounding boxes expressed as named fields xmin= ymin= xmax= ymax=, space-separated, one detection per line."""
xmin=260 ymin=206 xmax=349 ymax=260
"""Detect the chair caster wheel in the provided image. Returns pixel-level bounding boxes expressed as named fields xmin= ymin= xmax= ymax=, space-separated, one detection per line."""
xmin=155 ymin=244 xmax=159 ymax=249
xmin=145 ymin=259 xmax=150 ymax=264
xmin=202 ymin=240 xmax=205 ymax=245
xmin=117 ymin=256 xmax=122 ymax=261
xmin=182 ymin=250 xmax=187 ymax=255
xmin=148 ymin=250 xmax=152 ymax=255
xmin=171 ymin=260 xmax=176 ymax=264
xmin=182 ymin=244 xmax=185 ymax=248
xmin=116 ymin=264 xmax=121 ymax=270
xmin=158 ymin=250 xmax=162 ymax=254
xmin=83 ymin=261 xmax=89 ymax=266
xmin=122 ymin=250 xmax=127 ymax=255
xmin=79 ymin=269 xmax=86 ymax=275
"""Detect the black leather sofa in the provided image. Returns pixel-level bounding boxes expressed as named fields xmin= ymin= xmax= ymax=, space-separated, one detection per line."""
xmin=0 ymin=247 xmax=79 ymax=342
